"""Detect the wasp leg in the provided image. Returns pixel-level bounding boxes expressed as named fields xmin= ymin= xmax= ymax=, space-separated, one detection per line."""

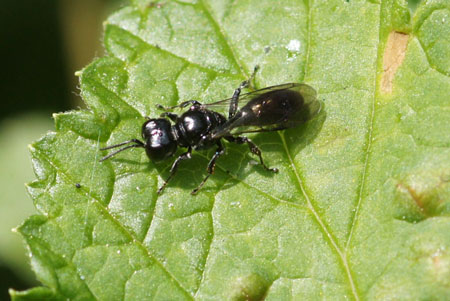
xmin=157 ymin=147 xmax=192 ymax=195
xmin=160 ymin=112 xmax=178 ymax=122
xmin=228 ymin=81 xmax=248 ymax=119
xmin=192 ymin=142 xmax=224 ymax=195
xmin=156 ymin=100 xmax=202 ymax=111
xmin=228 ymin=65 xmax=259 ymax=119
xmin=226 ymin=136 xmax=278 ymax=173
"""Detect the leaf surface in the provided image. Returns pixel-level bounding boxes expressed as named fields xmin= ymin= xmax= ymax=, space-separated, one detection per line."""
xmin=12 ymin=0 xmax=450 ymax=300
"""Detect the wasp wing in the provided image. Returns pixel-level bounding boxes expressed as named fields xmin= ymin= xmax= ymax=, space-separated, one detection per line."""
xmin=210 ymin=83 xmax=321 ymax=139
xmin=201 ymin=83 xmax=301 ymax=110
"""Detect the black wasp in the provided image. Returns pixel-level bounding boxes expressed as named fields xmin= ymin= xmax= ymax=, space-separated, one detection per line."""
xmin=100 ymin=68 xmax=322 ymax=195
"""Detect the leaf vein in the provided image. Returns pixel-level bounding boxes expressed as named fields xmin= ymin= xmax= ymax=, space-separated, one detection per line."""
xmin=108 ymin=24 xmax=222 ymax=74
xmin=197 ymin=0 xmax=247 ymax=76
xmin=34 ymin=148 xmax=194 ymax=300
xmin=29 ymin=219 xmax=98 ymax=299
xmin=415 ymin=36 xmax=450 ymax=77
xmin=277 ymin=1 xmax=359 ymax=297
xmin=279 ymin=132 xmax=359 ymax=300
xmin=346 ymin=2 xmax=387 ymax=298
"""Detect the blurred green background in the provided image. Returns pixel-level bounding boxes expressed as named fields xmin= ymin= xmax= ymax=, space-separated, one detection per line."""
xmin=0 ymin=0 xmax=422 ymax=299
xmin=0 ymin=0 xmax=123 ymax=299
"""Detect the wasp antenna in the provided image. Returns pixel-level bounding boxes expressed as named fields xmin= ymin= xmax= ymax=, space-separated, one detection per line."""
xmin=100 ymin=139 xmax=144 ymax=151
xmin=99 ymin=144 xmax=144 ymax=162
xmin=100 ymin=139 xmax=145 ymax=162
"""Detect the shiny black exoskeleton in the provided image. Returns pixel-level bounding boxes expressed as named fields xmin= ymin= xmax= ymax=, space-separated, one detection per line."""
xmin=100 ymin=67 xmax=322 ymax=195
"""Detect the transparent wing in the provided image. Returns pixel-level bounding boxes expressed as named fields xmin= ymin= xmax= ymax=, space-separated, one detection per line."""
xmin=202 ymin=83 xmax=304 ymax=109
xmin=210 ymin=83 xmax=321 ymax=139
xmin=295 ymin=83 xmax=318 ymax=107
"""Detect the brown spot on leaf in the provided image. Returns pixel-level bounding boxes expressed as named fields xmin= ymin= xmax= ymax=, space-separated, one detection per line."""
xmin=397 ymin=182 xmax=427 ymax=214
xmin=432 ymin=250 xmax=441 ymax=267
xmin=395 ymin=172 xmax=450 ymax=222
xmin=381 ymin=31 xmax=409 ymax=93
xmin=148 ymin=1 xmax=165 ymax=8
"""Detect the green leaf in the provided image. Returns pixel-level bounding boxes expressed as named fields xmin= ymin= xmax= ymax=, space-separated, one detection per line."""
xmin=13 ymin=0 xmax=450 ymax=299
